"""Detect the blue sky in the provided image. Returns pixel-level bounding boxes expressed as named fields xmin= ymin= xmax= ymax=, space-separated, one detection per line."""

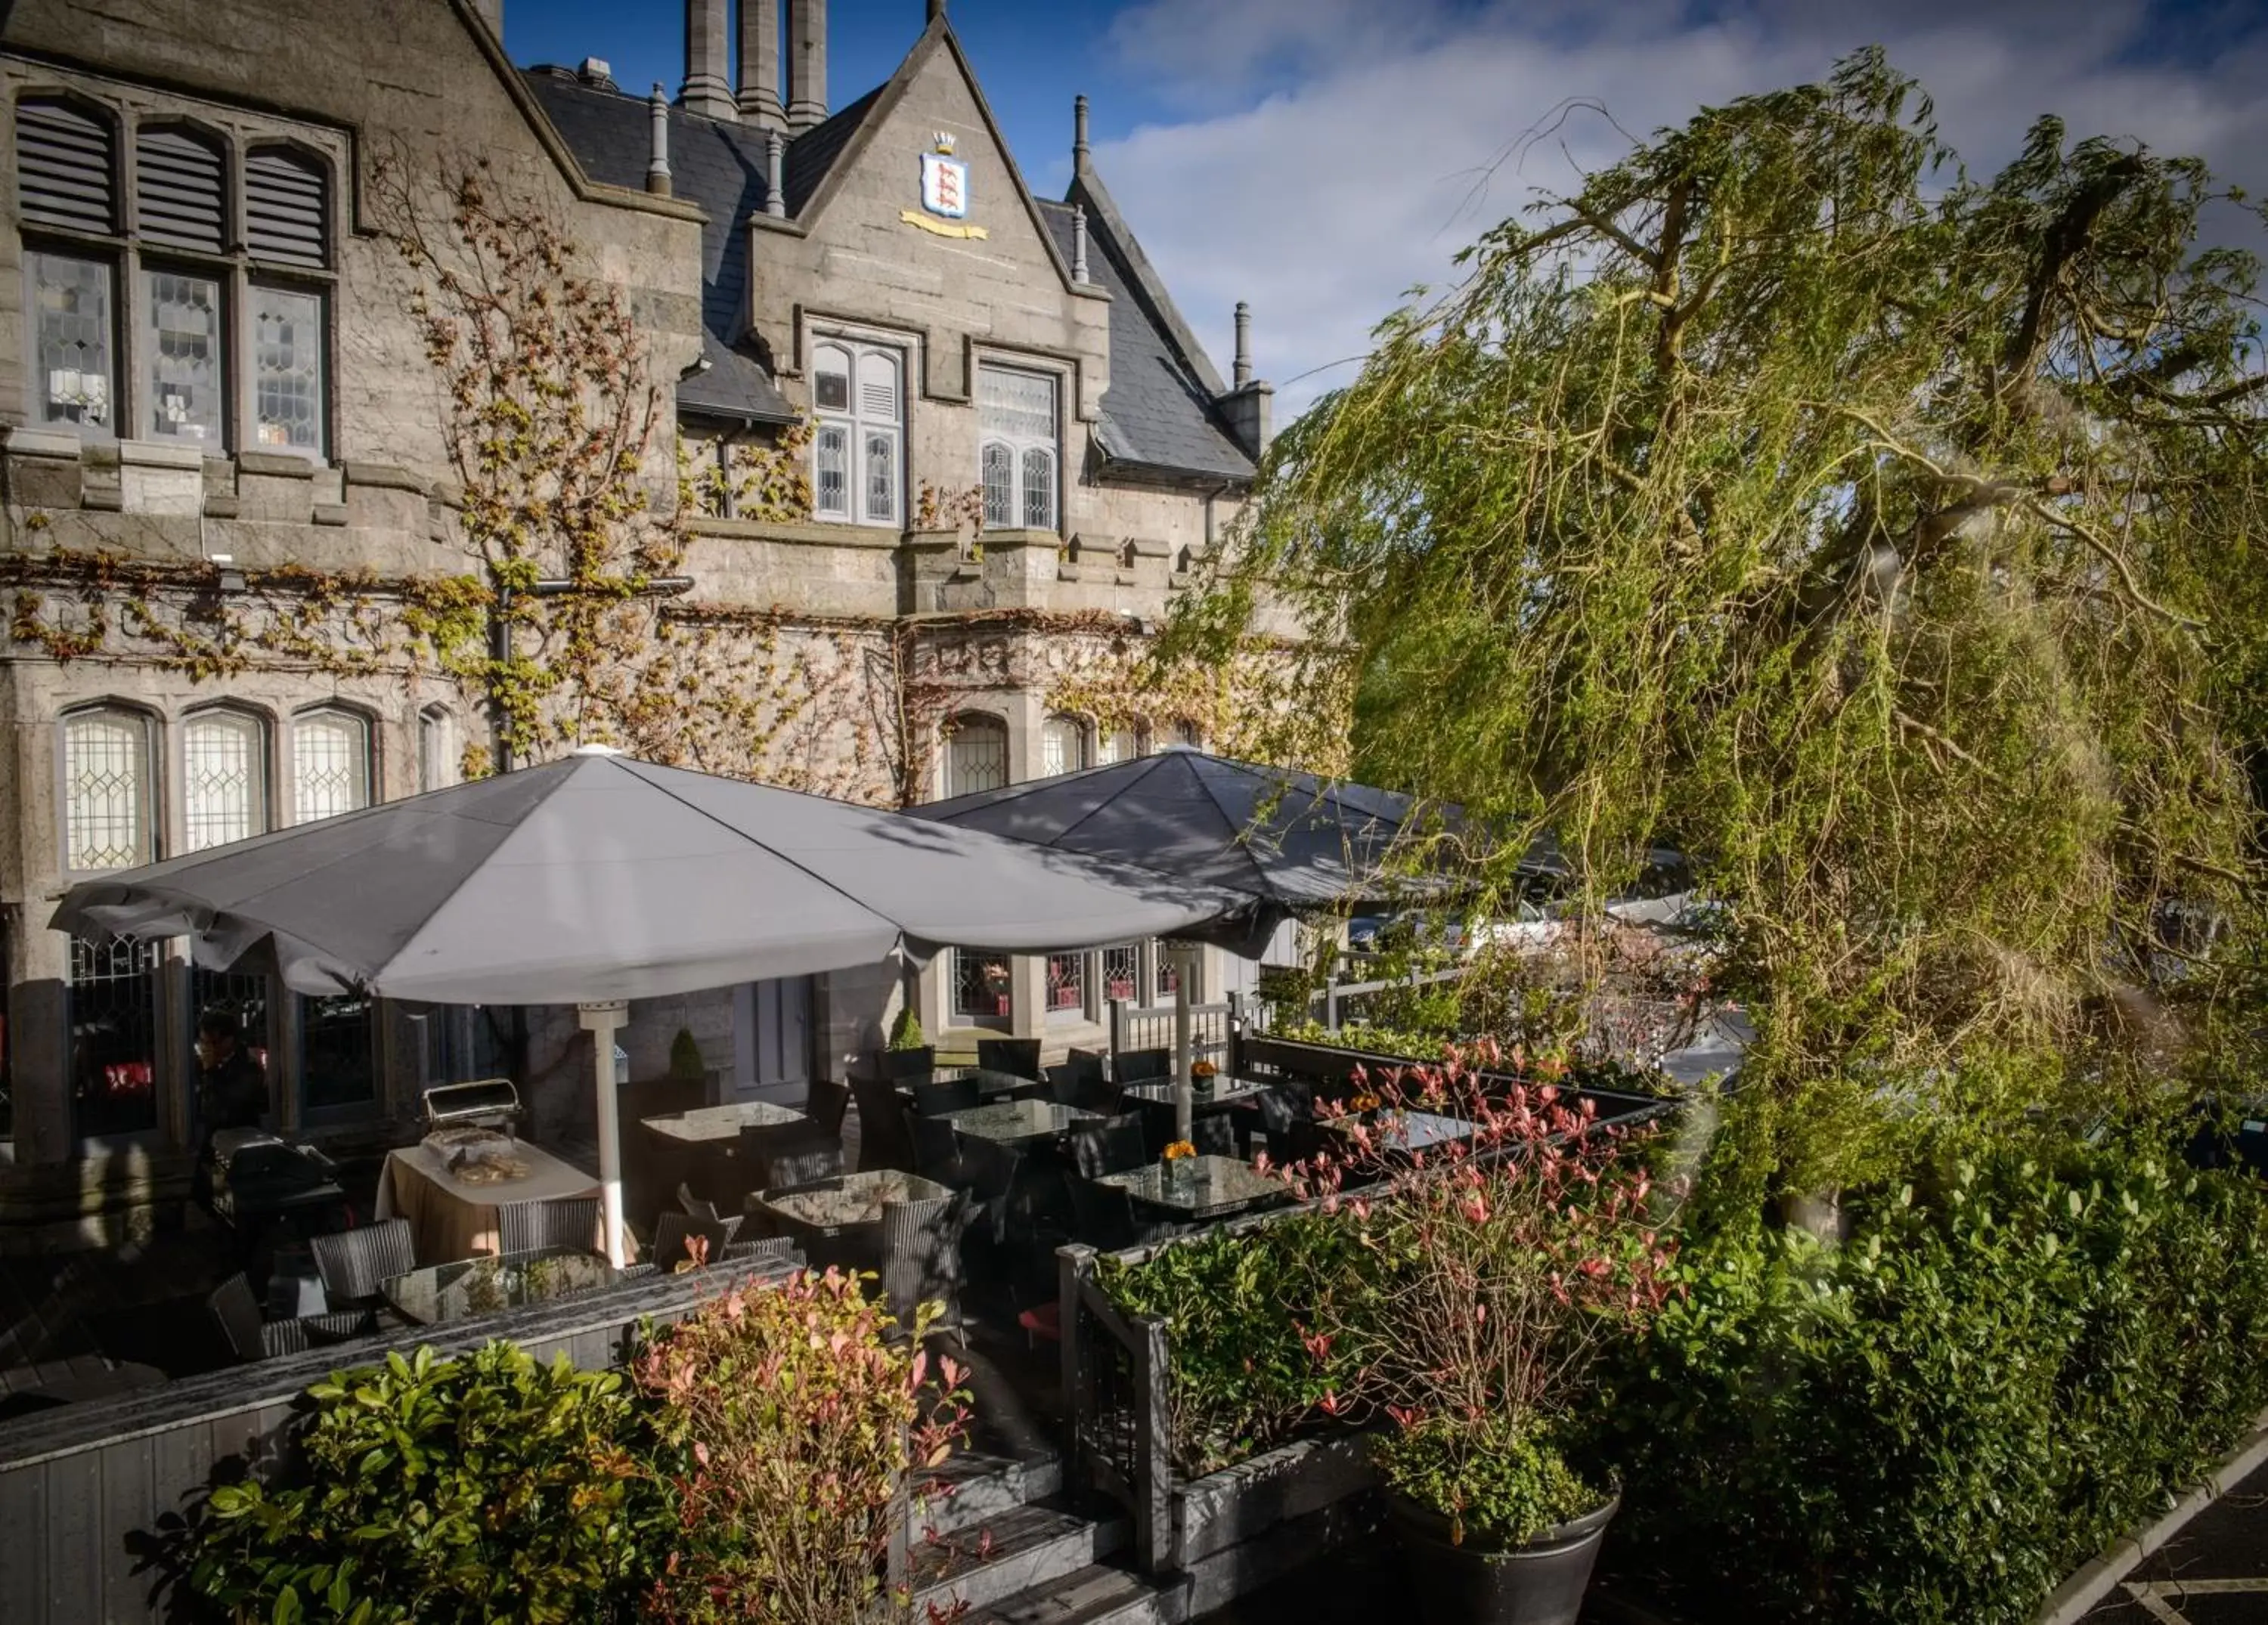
xmin=507 ymin=1 xmax=2268 ymax=421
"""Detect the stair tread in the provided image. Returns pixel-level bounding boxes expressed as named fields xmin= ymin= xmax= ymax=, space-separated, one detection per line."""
xmin=912 ymin=1501 xmax=1095 ymax=1578
xmin=963 ymin=1562 xmax=1177 ymax=1625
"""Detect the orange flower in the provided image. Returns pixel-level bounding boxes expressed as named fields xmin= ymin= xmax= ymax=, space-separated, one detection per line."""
xmin=1163 ymin=1140 xmax=1197 ymax=1162
xmin=1191 ymin=1059 xmax=1219 ymax=1079
xmin=1349 ymin=1091 xmax=1380 ymax=1113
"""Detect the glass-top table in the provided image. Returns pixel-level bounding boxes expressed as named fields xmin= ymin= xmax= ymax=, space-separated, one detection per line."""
xmin=1321 ymin=1109 xmax=1477 ymax=1155
xmin=944 ymin=1099 xmax=1098 ymax=1145
xmin=640 ymin=1100 xmax=807 ymax=1144
xmin=1120 ymin=1078 xmax=1277 ymax=1110
xmin=380 ymin=1245 xmax=621 ymax=1326
xmin=750 ymin=1169 xmax=950 ymax=1235
xmin=1096 ymin=1155 xmax=1290 ymax=1220
xmin=897 ymin=1067 xmax=1041 ymax=1103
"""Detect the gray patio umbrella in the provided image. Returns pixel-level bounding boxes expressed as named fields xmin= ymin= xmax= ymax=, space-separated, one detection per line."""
xmin=53 ymin=748 xmax=1253 ymax=1263
xmin=913 ymin=748 xmax=1445 ymax=1140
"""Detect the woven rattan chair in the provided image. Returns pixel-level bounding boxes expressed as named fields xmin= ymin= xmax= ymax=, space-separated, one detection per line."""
xmin=497 ymin=1195 xmax=601 ymax=1255
xmin=852 ymin=1073 xmax=917 ymax=1172
xmin=976 ymin=1037 xmax=1043 ymax=1082
xmin=310 ymin=1218 xmax=413 ymax=1308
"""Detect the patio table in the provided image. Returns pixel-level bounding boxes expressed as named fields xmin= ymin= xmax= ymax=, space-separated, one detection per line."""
xmin=374 ymin=1140 xmax=606 ymax=1266
xmin=640 ymin=1100 xmax=808 ymax=1209
xmin=894 ymin=1066 xmax=1038 ymax=1103
xmin=943 ymin=1099 xmax=1098 ymax=1147
xmin=380 ymin=1244 xmax=621 ymax=1327
xmin=1096 ymin=1155 xmax=1289 ymax=1221
xmin=748 ymin=1170 xmax=950 ymax=1272
xmin=1120 ymin=1078 xmax=1275 ymax=1112
xmin=1320 ymin=1109 xmax=1477 ymax=1156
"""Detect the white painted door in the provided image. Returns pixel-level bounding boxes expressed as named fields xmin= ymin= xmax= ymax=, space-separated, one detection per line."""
xmin=731 ymin=977 xmax=812 ymax=1105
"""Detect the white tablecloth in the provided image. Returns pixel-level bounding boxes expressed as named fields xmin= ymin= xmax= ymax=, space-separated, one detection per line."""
xmin=375 ymin=1141 xmax=615 ymax=1265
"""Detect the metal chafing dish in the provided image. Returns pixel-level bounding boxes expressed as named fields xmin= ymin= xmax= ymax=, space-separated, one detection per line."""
xmin=208 ymin=1126 xmax=344 ymax=1226
xmin=419 ymin=1077 xmax=525 ymax=1166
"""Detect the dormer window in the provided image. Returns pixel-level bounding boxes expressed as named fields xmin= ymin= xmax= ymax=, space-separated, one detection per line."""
xmin=811 ymin=338 xmax=902 ymax=527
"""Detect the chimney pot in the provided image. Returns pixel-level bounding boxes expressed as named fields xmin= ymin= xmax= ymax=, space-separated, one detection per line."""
xmin=739 ymin=0 xmax=786 ymax=128
xmin=681 ymin=0 xmax=737 ymax=120
xmin=786 ymin=0 xmax=829 ymax=132
xmin=646 ymin=83 xmax=672 ymax=196
xmin=578 ymin=57 xmax=615 ymax=88
xmin=928 ymin=0 xmax=948 ymax=20
xmin=765 ymin=129 xmax=788 ymax=218
xmin=1233 ymin=301 xmax=1253 ymax=388
xmin=1074 ymin=94 xmax=1090 ymax=168
xmin=1071 ymin=203 xmax=1089 ymax=284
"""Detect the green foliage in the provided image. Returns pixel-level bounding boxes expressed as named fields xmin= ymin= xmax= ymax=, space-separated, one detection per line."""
xmin=182 ymin=1343 xmax=666 ymax=1623
xmin=1179 ymin=48 xmax=2268 ymax=1115
xmin=667 ymin=1028 xmax=705 ymax=1085
xmin=886 ymin=1005 xmax=925 ymax=1051
xmin=1098 ymin=1213 xmax=1373 ymax=1476
xmin=1377 ymin=1416 xmax=1603 ymax=1547
xmin=1597 ymin=1122 xmax=2268 ymax=1623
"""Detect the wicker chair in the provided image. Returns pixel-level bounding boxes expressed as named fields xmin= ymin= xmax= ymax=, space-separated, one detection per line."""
xmin=1067 ymin=1113 xmax=1148 ymax=1180
xmin=1055 ymin=1048 xmax=1115 ymax=1111
xmin=1067 ymin=1178 xmax=1141 ymax=1253
xmin=956 ymin=1134 xmax=1026 ymax=1246
xmin=679 ymin=1182 xmax=723 ymax=1222
xmin=1194 ymin=1113 xmax=1238 ymax=1159
xmin=1257 ymin=1088 xmax=1323 ymax=1165
xmin=209 ymin=1273 xmax=378 ymax=1361
xmin=310 ymin=1218 xmax=413 ymax=1308
xmin=976 ymin=1037 xmax=1044 ymax=1082
xmin=802 ymin=1078 xmax=852 ymax=1140
xmin=1112 ymin=1047 xmax=1173 ymax=1086
xmin=742 ymin=1120 xmax=845 ymax=1192
xmin=904 ymin=1107 xmax=969 ymax=1187
xmin=879 ymin=1188 xmax=972 ymax=1332
xmin=497 ymin=1195 xmax=601 ymax=1255
xmin=651 ymin=1211 xmax=742 ymax=1270
xmin=851 ymin=1073 xmax=917 ymax=1172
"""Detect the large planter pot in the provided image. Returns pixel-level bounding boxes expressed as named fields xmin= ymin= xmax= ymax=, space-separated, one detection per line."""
xmin=1385 ymin=1490 xmax=1619 ymax=1625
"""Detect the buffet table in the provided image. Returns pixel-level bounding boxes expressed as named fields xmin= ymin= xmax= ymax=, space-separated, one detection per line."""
xmin=375 ymin=1140 xmax=609 ymax=1265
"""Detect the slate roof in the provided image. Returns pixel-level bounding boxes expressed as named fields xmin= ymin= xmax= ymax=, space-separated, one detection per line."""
xmin=1038 ymin=198 xmax=1256 ymax=483
xmin=521 ymin=69 xmax=794 ymax=423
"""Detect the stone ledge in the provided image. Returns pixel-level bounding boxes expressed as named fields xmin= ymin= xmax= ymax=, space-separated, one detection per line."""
xmin=687 ymin=515 xmax=903 ymax=549
xmin=4 ymin=426 xmax=86 ymax=459
xmin=343 ymin=461 xmax=431 ymax=493
xmin=117 ymin=438 xmax=206 ymax=470
xmin=236 ymin=450 xmax=320 ymax=478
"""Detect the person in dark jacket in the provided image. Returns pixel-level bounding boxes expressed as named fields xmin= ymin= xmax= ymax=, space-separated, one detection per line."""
xmin=195 ymin=1008 xmax=269 ymax=1141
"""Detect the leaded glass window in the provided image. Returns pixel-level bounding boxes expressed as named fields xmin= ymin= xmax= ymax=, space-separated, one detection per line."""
xmin=811 ymin=339 xmax=902 ymax=528
xmin=29 ymin=251 xmax=114 ymax=431
xmin=1101 ymin=944 xmax=1140 ymax=1002
xmin=68 ymin=936 xmax=161 ymax=1141
xmin=418 ymin=707 xmax=460 ymax=793
xmin=293 ymin=709 xmax=369 ymax=823
xmin=182 ymin=710 xmax=265 ymax=851
xmin=64 ymin=708 xmax=151 ymax=870
xmin=144 ymin=268 xmax=225 ymax=444
xmin=945 ymin=713 xmax=1008 ymax=797
xmin=1046 ymin=951 xmax=1086 ymax=1016
xmin=1041 ymin=715 xmax=1088 ymax=779
xmin=252 ymin=282 xmax=324 ymax=455
xmin=977 ymin=365 xmax=1058 ymax=532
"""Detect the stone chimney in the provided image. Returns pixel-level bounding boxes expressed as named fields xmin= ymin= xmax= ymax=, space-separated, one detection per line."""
xmin=646 ymin=84 xmax=672 ymax=196
xmin=764 ymin=129 xmax=787 ymax=218
xmin=786 ymin=0 xmax=829 ymax=132
xmin=928 ymin=0 xmax=949 ymax=21
xmin=471 ymin=0 xmax=503 ymax=39
xmin=1073 ymin=94 xmax=1090 ymax=173
xmin=681 ymin=0 xmax=737 ymax=121
xmin=739 ymin=0 xmax=785 ymax=129
xmin=1222 ymin=301 xmax=1273 ymax=457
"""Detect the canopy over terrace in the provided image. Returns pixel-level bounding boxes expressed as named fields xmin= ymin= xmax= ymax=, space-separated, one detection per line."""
xmin=51 ymin=748 xmax=1256 ymax=1263
xmin=912 ymin=748 xmax=1455 ymax=1138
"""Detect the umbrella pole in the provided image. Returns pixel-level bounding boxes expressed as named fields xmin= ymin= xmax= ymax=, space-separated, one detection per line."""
xmin=1169 ymin=942 xmax=1197 ymax=1146
xmin=578 ymin=1001 xmax=630 ymax=1268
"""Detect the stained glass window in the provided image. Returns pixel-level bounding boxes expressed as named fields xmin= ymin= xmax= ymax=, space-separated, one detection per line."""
xmin=252 ymin=282 xmax=324 ymax=455
xmin=811 ymin=339 xmax=901 ymax=528
xmin=144 ymin=268 xmax=224 ymax=443
xmin=978 ymin=366 xmax=1058 ymax=532
xmin=1041 ymin=715 xmax=1088 ymax=778
xmin=29 ymin=252 xmax=114 ymax=431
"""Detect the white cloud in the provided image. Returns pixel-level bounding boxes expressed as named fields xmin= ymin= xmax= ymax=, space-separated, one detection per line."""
xmin=1095 ymin=1 xmax=2268 ymax=421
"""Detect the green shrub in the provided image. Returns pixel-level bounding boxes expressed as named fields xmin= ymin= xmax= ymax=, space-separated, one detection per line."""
xmin=885 ymin=1006 xmax=925 ymax=1051
xmin=182 ymin=1344 xmax=667 ymax=1623
xmin=1098 ymin=1212 xmax=1373 ymax=1476
xmin=668 ymin=1029 xmax=706 ymax=1085
xmin=1597 ymin=1132 xmax=2268 ymax=1623
xmin=1377 ymin=1416 xmax=1603 ymax=1546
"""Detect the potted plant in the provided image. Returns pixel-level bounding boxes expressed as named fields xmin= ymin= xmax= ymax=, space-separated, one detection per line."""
xmin=1161 ymin=1137 xmax=1198 ymax=1195
xmin=1191 ymin=1057 xmax=1219 ymax=1097
xmin=1287 ymin=1045 xmax=1675 ymax=1625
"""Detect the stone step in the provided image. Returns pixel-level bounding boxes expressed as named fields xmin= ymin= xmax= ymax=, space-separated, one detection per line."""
xmin=962 ymin=1562 xmax=1188 ymax=1625
xmin=916 ymin=1445 xmax=1065 ymax=1537
xmin=912 ymin=1500 xmax=1127 ymax=1619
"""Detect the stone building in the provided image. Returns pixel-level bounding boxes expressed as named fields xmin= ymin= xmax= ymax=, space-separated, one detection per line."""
xmin=0 ymin=0 xmax=1276 ymax=1244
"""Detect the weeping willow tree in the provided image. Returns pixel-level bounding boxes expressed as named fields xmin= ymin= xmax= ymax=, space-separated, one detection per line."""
xmin=1173 ymin=51 xmax=2268 ymax=1138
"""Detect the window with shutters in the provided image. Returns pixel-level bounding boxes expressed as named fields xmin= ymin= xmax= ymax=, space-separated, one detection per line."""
xmin=13 ymin=96 xmax=335 ymax=453
xmin=810 ymin=338 xmax=902 ymax=527
xmin=977 ymin=365 xmax=1058 ymax=532
xmin=62 ymin=707 xmax=154 ymax=871
xmin=18 ymin=99 xmax=119 ymax=434
xmin=292 ymin=708 xmax=370 ymax=823
xmin=181 ymin=708 xmax=267 ymax=852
